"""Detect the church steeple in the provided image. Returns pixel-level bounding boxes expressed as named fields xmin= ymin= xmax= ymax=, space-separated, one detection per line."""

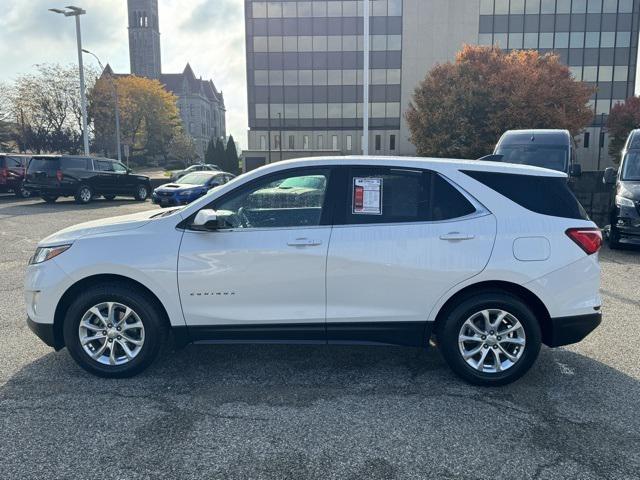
xmin=127 ymin=0 xmax=161 ymax=79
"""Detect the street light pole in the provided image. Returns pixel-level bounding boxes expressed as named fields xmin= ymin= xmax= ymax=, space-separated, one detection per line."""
xmin=362 ymin=0 xmax=370 ymax=156
xmin=82 ymin=49 xmax=122 ymax=162
xmin=50 ymin=6 xmax=90 ymax=156
xmin=278 ymin=112 xmax=283 ymax=161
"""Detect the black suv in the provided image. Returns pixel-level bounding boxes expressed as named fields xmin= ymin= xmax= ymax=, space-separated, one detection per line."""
xmin=604 ymin=129 xmax=640 ymax=248
xmin=24 ymin=155 xmax=151 ymax=204
xmin=0 ymin=154 xmax=32 ymax=198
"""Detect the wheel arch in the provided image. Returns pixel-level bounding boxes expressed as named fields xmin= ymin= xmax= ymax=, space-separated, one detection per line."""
xmin=52 ymin=273 xmax=173 ymax=350
xmin=431 ymin=280 xmax=553 ymax=346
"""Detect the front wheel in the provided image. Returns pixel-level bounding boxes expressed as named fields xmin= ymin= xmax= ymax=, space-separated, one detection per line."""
xmin=15 ymin=182 xmax=32 ymax=198
xmin=438 ymin=292 xmax=541 ymax=386
xmin=62 ymin=284 xmax=168 ymax=378
xmin=609 ymin=225 xmax=621 ymax=249
xmin=134 ymin=184 xmax=149 ymax=201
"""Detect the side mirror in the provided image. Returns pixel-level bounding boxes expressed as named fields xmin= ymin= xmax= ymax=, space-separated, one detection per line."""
xmin=478 ymin=154 xmax=504 ymax=162
xmin=603 ymin=167 xmax=618 ymax=185
xmin=193 ymin=209 xmax=219 ymax=230
xmin=569 ymin=164 xmax=582 ymax=177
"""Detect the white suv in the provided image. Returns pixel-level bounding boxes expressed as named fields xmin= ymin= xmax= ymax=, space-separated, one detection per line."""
xmin=25 ymin=157 xmax=602 ymax=385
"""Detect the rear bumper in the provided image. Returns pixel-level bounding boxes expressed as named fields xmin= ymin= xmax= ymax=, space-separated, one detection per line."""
xmin=545 ymin=312 xmax=602 ymax=347
xmin=27 ymin=316 xmax=62 ymax=350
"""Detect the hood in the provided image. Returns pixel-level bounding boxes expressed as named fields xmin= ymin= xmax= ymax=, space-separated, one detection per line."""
xmin=39 ymin=208 xmax=162 ymax=246
xmin=619 ymin=180 xmax=640 ymax=199
xmin=155 ymin=183 xmax=203 ymax=192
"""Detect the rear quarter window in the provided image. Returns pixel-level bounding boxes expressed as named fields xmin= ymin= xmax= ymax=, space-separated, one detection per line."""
xmin=463 ymin=170 xmax=588 ymax=220
xmin=61 ymin=157 xmax=90 ymax=170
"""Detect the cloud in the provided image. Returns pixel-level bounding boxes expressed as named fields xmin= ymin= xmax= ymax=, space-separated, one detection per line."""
xmin=0 ymin=0 xmax=248 ymax=149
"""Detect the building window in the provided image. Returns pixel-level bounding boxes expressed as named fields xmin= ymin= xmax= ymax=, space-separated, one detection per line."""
xmin=346 ymin=135 xmax=352 ymax=151
xmin=583 ymin=132 xmax=590 ymax=149
xmin=274 ymin=135 xmax=281 ymax=149
xmin=317 ymin=135 xmax=324 ymax=149
xmin=289 ymin=135 xmax=295 ymax=150
xmin=303 ymin=135 xmax=310 ymax=150
xmin=260 ymin=135 xmax=267 ymax=150
xmin=375 ymin=135 xmax=381 ymax=151
xmin=390 ymin=135 xmax=396 ymax=151
xmin=332 ymin=135 xmax=338 ymax=150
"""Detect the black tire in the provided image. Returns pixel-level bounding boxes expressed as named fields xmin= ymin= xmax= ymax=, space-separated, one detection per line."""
xmin=609 ymin=225 xmax=621 ymax=249
xmin=41 ymin=194 xmax=58 ymax=204
xmin=103 ymin=194 xmax=116 ymax=201
xmin=15 ymin=182 xmax=32 ymax=199
xmin=74 ymin=184 xmax=93 ymax=204
xmin=438 ymin=291 xmax=542 ymax=386
xmin=62 ymin=283 xmax=168 ymax=378
xmin=134 ymin=184 xmax=149 ymax=201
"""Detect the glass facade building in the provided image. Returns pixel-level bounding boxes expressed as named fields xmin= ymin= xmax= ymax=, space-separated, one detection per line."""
xmin=244 ymin=0 xmax=640 ymax=170
xmin=245 ymin=0 xmax=403 ymax=158
xmin=477 ymin=0 xmax=640 ymax=168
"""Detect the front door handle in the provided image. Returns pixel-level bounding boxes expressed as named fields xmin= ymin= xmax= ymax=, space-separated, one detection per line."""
xmin=440 ymin=232 xmax=475 ymax=241
xmin=287 ymin=238 xmax=323 ymax=247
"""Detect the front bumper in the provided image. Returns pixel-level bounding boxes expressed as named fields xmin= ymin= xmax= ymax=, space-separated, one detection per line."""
xmin=545 ymin=312 xmax=602 ymax=347
xmin=152 ymin=193 xmax=193 ymax=206
xmin=27 ymin=316 xmax=62 ymax=350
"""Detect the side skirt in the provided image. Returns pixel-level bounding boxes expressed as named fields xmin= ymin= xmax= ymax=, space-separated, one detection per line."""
xmin=172 ymin=322 xmax=432 ymax=348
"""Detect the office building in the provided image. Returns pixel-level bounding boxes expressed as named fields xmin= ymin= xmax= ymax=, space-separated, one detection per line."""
xmin=243 ymin=0 xmax=639 ymax=171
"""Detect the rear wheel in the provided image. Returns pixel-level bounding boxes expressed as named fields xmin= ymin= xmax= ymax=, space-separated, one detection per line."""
xmin=75 ymin=184 xmax=93 ymax=204
xmin=134 ymin=184 xmax=149 ymax=201
xmin=62 ymin=284 xmax=168 ymax=378
xmin=438 ymin=292 xmax=541 ymax=386
xmin=41 ymin=194 xmax=58 ymax=204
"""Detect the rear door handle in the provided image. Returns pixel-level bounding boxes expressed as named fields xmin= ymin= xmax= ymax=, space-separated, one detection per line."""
xmin=440 ymin=232 xmax=475 ymax=241
xmin=287 ymin=238 xmax=323 ymax=247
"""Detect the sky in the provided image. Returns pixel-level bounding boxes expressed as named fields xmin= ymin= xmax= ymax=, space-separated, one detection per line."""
xmin=0 ymin=0 xmax=248 ymax=148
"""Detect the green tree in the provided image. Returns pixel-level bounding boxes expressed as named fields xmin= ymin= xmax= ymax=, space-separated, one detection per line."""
xmin=204 ymin=138 xmax=216 ymax=164
xmin=223 ymin=135 xmax=239 ymax=174
xmin=607 ymin=97 xmax=640 ymax=164
xmin=212 ymin=138 xmax=226 ymax=168
xmin=405 ymin=45 xmax=594 ymax=159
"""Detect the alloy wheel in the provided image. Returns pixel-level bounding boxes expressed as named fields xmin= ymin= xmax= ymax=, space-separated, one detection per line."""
xmin=80 ymin=187 xmax=91 ymax=203
xmin=137 ymin=186 xmax=148 ymax=199
xmin=78 ymin=302 xmax=145 ymax=366
xmin=458 ymin=309 xmax=526 ymax=373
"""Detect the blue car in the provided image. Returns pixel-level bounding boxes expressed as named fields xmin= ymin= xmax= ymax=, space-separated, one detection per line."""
xmin=152 ymin=171 xmax=234 ymax=207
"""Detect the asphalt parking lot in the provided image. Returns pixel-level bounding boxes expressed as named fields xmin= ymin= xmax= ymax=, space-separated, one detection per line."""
xmin=0 ymin=194 xmax=639 ymax=480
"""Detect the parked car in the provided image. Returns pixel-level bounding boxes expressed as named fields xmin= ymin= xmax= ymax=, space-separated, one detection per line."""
xmin=168 ymin=163 xmax=220 ymax=181
xmin=481 ymin=129 xmax=582 ymax=178
xmin=0 ymin=153 xmax=32 ymax=198
xmin=603 ymin=128 xmax=640 ymax=248
xmin=152 ymin=171 xmax=234 ymax=207
xmin=24 ymin=155 xmax=152 ymax=204
xmin=25 ymin=156 xmax=602 ymax=385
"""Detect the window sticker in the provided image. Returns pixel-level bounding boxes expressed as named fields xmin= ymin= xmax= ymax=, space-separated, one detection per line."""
xmin=353 ymin=177 xmax=383 ymax=215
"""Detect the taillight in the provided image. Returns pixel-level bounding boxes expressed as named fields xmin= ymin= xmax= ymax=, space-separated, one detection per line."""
xmin=566 ymin=228 xmax=602 ymax=255
xmin=0 ymin=167 xmax=8 ymax=178
xmin=56 ymin=170 xmax=63 ymax=182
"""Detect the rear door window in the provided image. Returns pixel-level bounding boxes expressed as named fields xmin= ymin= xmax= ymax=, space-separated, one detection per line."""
xmin=463 ymin=170 xmax=588 ymax=220
xmin=60 ymin=157 xmax=90 ymax=170
xmin=338 ymin=167 xmax=476 ymax=225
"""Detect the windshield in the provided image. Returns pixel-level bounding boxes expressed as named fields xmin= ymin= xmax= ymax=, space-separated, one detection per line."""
xmin=622 ymin=151 xmax=640 ymax=181
xmin=176 ymin=172 xmax=214 ymax=185
xmin=277 ymin=175 xmax=326 ymax=189
xmin=495 ymin=145 xmax=569 ymax=173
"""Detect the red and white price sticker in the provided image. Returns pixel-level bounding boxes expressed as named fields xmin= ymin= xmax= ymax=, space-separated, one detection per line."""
xmin=352 ymin=177 xmax=382 ymax=215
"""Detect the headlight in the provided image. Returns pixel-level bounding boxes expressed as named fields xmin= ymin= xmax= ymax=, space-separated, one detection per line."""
xmin=29 ymin=244 xmax=72 ymax=265
xmin=615 ymin=195 xmax=635 ymax=208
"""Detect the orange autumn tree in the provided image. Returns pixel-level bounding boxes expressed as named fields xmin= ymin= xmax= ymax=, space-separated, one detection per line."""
xmin=405 ymin=45 xmax=594 ymax=159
